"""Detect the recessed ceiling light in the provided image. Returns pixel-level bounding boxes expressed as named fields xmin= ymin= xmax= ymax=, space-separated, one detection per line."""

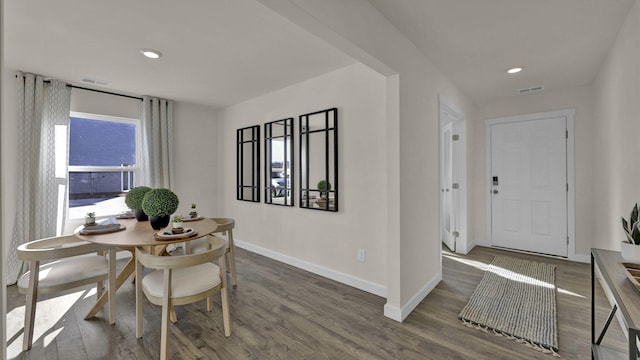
xmin=507 ymin=67 xmax=523 ymax=74
xmin=140 ymin=49 xmax=162 ymax=59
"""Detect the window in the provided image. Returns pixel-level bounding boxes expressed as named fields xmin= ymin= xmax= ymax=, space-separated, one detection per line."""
xmin=67 ymin=111 xmax=140 ymax=219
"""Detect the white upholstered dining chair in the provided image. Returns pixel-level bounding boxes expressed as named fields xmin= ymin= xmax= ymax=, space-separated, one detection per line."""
xmin=182 ymin=217 xmax=238 ymax=287
xmin=16 ymin=235 xmax=117 ymax=351
xmin=135 ymin=235 xmax=231 ymax=360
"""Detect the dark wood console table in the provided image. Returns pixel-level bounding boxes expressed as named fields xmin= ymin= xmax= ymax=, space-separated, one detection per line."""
xmin=591 ymin=248 xmax=640 ymax=359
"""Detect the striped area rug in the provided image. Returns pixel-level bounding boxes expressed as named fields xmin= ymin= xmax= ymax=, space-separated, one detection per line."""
xmin=459 ymin=256 xmax=559 ymax=356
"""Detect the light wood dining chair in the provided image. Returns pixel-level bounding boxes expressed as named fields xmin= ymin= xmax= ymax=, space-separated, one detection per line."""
xmin=16 ymin=235 xmax=117 ymax=351
xmin=183 ymin=217 xmax=238 ymax=287
xmin=135 ymin=235 xmax=231 ymax=360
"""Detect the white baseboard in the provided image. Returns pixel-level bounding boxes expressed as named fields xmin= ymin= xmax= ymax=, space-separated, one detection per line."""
xmin=235 ymin=240 xmax=387 ymax=297
xmin=383 ymin=271 xmax=442 ymax=322
xmin=383 ymin=303 xmax=402 ymax=322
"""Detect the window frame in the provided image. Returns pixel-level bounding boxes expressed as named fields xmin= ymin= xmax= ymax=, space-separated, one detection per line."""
xmin=67 ymin=111 xmax=141 ymax=218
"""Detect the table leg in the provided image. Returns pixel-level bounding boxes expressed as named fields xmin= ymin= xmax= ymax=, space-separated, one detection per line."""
xmin=85 ymin=255 xmax=135 ymax=320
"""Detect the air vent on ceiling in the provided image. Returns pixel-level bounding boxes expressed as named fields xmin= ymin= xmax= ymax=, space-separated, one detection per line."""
xmin=518 ymin=85 xmax=544 ymax=94
xmin=81 ymin=77 xmax=110 ymax=86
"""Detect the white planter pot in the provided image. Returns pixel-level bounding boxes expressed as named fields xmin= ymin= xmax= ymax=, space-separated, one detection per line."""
xmin=621 ymin=242 xmax=640 ymax=263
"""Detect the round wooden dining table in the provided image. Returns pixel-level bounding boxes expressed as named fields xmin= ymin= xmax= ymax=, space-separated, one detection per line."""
xmin=75 ymin=217 xmax=218 ymax=320
xmin=76 ymin=217 xmax=218 ymax=247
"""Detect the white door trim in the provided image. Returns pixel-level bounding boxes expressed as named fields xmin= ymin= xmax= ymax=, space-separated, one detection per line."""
xmin=440 ymin=121 xmax=456 ymax=252
xmin=439 ymin=97 xmax=468 ymax=254
xmin=485 ymin=109 xmax=576 ymax=260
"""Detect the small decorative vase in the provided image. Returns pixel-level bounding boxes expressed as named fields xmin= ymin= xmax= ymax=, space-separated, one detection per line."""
xmin=85 ymin=217 xmax=96 ymax=226
xmin=189 ymin=210 xmax=198 ymax=218
xmin=150 ymin=215 xmax=171 ymax=230
xmin=135 ymin=209 xmax=149 ymax=222
xmin=621 ymin=242 xmax=640 ymax=263
xmin=172 ymin=221 xmax=184 ymax=234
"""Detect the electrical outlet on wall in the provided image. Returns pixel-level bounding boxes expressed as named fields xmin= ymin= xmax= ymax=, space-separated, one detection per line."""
xmin=357 ymin=248 xmax=366 ymax=262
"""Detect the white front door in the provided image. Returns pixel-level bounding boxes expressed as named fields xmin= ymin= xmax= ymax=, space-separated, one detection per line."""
xmin=489 ymin=116 xmax=568 ymax=257
xmin=441 ymin=121 xmax=456 ymax=251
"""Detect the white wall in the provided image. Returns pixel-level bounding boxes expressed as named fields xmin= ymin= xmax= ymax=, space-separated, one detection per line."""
xmin=218 ymin=63 xmax=389 ymax=294
xmin=476 ymin=86 xmax=594 ymax=257
xmin=591 ymin=0 xmax=640 ymax=252
xmin=70 ymin=87 xmax=140 ymax=119
xmin=257 ymin=0 xmax=476 ymax=320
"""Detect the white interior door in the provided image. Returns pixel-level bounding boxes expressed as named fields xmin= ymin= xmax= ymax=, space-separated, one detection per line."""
xmin=490 ymin=117 xmax=567 ymax=257
xmin=440 ymin=122 xmax=456 ymax=251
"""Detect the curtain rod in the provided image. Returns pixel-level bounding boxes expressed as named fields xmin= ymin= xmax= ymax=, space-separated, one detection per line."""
xmin=15 ymin=74 xmax=143 ymax=101
xmin=67 ymin=84 xmax=143 ymax=101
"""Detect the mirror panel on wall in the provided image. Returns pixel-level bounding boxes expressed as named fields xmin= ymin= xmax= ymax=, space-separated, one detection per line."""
xmin=265 ymin=118 xmax=294 ymax=206
xmin=299 ymin=108 xmax=338 ymax=211
xmin=237 ymin=125 xmax=260 ymax=202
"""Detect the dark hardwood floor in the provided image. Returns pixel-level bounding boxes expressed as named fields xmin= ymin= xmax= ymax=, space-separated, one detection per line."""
xmin=6 ymin=246 xmax=626 ymax=359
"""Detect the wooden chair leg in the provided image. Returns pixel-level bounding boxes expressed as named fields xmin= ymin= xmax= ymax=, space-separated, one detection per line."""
xmin=23 ymin=261 xmax=40 ymax=351
xmin=135 ymin=257 xmax=143 ymax=339
xmin=227 ymin=230 xmax=238 ymax=288
xmin=160 ymin=270 xmax=172 ymax=360
xmin=219 ymin=258 xmax=231 ymax=337
xmin=221 ymin=287 xmax=231 ymax=337
xmin=108 ymin=249 xmax=116 ymax=325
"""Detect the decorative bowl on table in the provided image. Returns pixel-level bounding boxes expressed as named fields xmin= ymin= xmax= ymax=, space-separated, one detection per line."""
xmin=116 ymin=211 xmax=136 ymax=219
xmin=155 ymin=228 xmax=197 ymax=240
xmin=80 ymin=223 xmax=126 ymax=235
xmin=183 ymin=215 xmax=204 ymax=222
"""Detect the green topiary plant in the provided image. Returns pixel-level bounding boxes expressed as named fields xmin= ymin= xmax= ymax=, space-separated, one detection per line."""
xmin=622 ymin=203 xmax=640 ymax=245
xmin=141 ymin=188 xmax=180 ymax=217
xmin=125 ymin=186 xmax=152 ymax=210
xmin=317 ymin=180 xmax=332 ymax=199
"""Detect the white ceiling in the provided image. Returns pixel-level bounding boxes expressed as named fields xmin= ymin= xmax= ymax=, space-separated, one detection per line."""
xmin=5 ymin=0 xmax=636 ymax=108
xmin=4 ymin=0 xmax=355 ymax=108
xmin=368 ymin=0 xmax=636 ymax=104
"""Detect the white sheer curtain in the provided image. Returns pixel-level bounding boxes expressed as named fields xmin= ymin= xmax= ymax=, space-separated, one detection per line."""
xmin=140 ymin=96 xmax=174 ymax=188
xmin=6 ymin=73 xmax=71 ymax=284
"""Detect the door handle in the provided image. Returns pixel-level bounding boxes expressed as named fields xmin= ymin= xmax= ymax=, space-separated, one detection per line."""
xmin=492 ymin=189 xmax=499 ymax=194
